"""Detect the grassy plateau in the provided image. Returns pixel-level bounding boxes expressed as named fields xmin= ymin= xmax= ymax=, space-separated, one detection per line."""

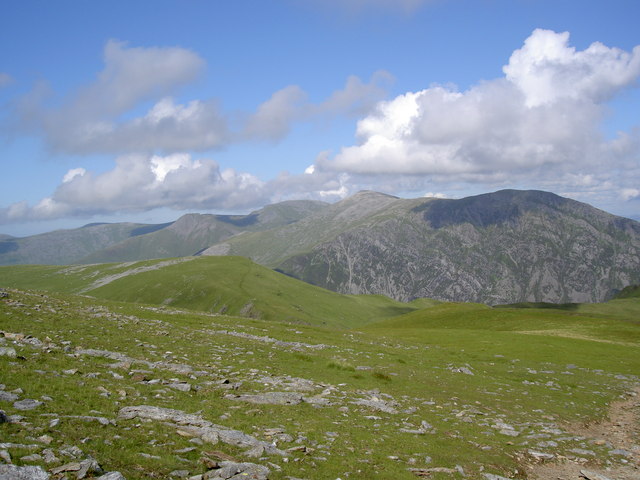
xmin=0 ymin=256 xmax=638 ymax=479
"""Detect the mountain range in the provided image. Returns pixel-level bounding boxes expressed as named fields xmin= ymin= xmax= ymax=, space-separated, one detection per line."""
xmin=1 ymin=189 xmax=639 ymax=305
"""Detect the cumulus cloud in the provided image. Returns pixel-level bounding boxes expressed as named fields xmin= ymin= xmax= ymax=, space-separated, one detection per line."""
xmin=621 ymin=188 xmax=640 ymax=201
xmin=69 ymin=40 xmax=204 ymax=117
xmin=15 ymin=40 xmax=215 ymax=154
xmin=0 ymin=154 xmax=353 ymax=223
xmin=10 ymin=39 xmax=389 ymax=154
xmin=243 ymin=85 xmax=308 ymax=141
xmin=316 ymin=29 xmax=640 ymax=199
xmin=48 ymin=96 xmax=229 ymax=154
xmin=504 ymin=29 xmax=640 ymax=107
xmin=243 ymin=71 xmax=391 ymax=142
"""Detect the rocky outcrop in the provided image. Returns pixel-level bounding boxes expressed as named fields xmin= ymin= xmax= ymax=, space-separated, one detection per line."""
xmin=276 ymin=190 xmax=640 ymax=304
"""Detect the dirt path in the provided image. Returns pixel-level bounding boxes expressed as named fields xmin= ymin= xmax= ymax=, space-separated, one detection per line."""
xmin=526 ymin=386 xmax=640 ymax=480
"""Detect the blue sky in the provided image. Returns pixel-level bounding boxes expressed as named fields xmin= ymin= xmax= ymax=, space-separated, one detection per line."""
xmin=1 ymin=0 xmax=639 ymax=236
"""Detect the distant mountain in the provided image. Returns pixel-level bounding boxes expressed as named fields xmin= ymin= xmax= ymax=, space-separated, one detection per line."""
xmin=0 ymin=200 xmax=328 ymax=266
xmin=3 ymin=190 xmax=638 ymax=305
xmin=0 ymin=222 xmax=155 ymax=265
xmin=80 ymin=200 xmax=328 ymax=263
xmin=203 ymin=190 xmax=640 ymax=305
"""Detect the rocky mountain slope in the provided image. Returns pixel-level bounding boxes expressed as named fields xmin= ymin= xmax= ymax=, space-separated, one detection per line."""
xmin=205 ymin=190 xmax=640 ymax=305
xmin=0 ymin=200 xmax=327 ymax=266
xmin=0 ymin=223 xmax=160 ymax=266
xmin=81 ymin=200 xmax=327 ymax=264
xmin=3 ymin=189 xmax=638 ymax=305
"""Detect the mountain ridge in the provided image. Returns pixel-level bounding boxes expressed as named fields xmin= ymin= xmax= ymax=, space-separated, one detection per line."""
xmin=2 ymin=189 xmax=639 ymax=306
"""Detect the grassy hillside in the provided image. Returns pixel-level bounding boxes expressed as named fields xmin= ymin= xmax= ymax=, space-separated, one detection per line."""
xmin=365 ymin=300 xmax=640 ymax=373
xmin=0 ymin=256 xmax=424 ymax=328
xmin=1 ymin=281 xmax=638 ymax=479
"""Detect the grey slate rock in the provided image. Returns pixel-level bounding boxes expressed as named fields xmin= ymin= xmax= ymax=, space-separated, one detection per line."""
xmin=579 ymin=470 xmax=615 ymax=480
xmin=13 ymin=399 xmax=43 ymax=410
xmin=0 ymin=392 xmax=19 ymax=403
xmin=205 ymin=461 xmax=269 ymax=480
xmin=227 ymin=392 xmax=303 ymax=405
xmin=0 ymin=465 xmax=50 ymax=480
xmin=96 ymin=473 xmax=126 ymax=480
xmin=0 ymin=347 xmax=16 ymax=358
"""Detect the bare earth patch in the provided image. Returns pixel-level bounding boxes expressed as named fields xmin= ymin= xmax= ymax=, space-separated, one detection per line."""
xmin=525 ymin=386 xmax=640 ymax=480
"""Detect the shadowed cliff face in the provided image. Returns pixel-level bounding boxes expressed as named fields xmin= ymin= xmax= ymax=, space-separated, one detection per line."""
xmin=275 ymin=190 xmax=640 ymax=305
xmin=415 ymin=190 xmax=567 ymax=228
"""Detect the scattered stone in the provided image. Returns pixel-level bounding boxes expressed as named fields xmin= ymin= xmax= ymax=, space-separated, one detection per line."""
xmin=226 ymin=392 xmax=304 ymax=406
xmin=42 ymin=449 xmax=59 ymax=464
xmin=0 ymin=348 xmax=16 ymax=358
xmin=20 ymin=453 xmax=43 ymax=462
xmin=59 ymin=445 xmax=84 ymax=458
xmin=63 ymin=415 xmax=111 ymax=426
xmin=0 ymin=392 xmax=19 ymax=403
xmin=12 ymin=399 xmax=42 ymax=410
xmin=96 ymin=473 xmax=126 ymax=480
xmin=483 ymin=474 xmax=512 ymax=480
xmin=527 ymin=450 xmax=554 ymax=461
xmin=244 ymin=445 xmax=265 ymax=458
xmin=608 ymin=448 xmax=633 ymax=457
xmin=205 ymin=461 xmax=269 ymax=480
xmin=51 ymin=462 xmax=82 ymax=475
xmin=0 ymin=465 xmax=49 ymax=480
xmin=37 ymin=435 xmax=53 ymax=445
xmin=256 ymin=375 xmax=317 ymax=392
xmin=0 ymin=450 xmax=10 ymax=464
xmin=351 ymin=396 xmax=398 ymax=414
xmin=450 ymin=366 xmax=474 ymax=375
xmin=0 ymin=410 xmax=7 ymax=423
xmin=579 ymin=470 xmax=615 ymax=480
xmin=205 ymin=451 xmax=238 ymax=463
xmin=77 ymin=457 xmax=104 ymax=478
xmin=168 ymin=383 xmax=192 ymax=392
xmin=200 ymin=457 xmax=219 ymax=469
xmin=569 ymin=448 xmax=595 ymax=456
xmin=169 ymin=470 xmax=190 ymax=478
xmin=409 ymin=467 xmax=457 ymax=476
xmin=175 ymin=447 xmax=197 ymax=454
xmin=118 ymin=405 xmax=286 ymax=456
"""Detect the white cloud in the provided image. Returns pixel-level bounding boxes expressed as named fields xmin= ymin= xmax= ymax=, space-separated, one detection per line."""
xmin=243 ymin=71 xmax=391 ymax=142
xmin=621 ymin=188 xmax=640 ymax=201
xmin=62 ymin=168 xmax=87 ymax=183
xmin=504 ymin=29 xmax=640 ymax=107
xmin=243 ymin=85 xmax=308 ymax=141
xmin=423 ymin=192 xmax=447 ymax=198
xmin=71 ymin=40 xmax=205 ymax=117
xmin=15 ymin=40 xmax=213 ymax=154
xmin=315 ymin=71 xmax=393 ymax=117
xmin=0 ymin=154 xmax=356 ymax=223
xmin=11 ymin=38 xmax=389 ymax=154
xmin=317 ymin=29 xmax=640 ymax=204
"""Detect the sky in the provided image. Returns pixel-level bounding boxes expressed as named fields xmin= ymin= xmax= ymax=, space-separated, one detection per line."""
xmin=1 ymin=0 xmax=639 ymax=237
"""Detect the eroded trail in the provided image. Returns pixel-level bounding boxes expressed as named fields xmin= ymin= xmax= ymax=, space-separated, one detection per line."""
xmin=527 ymin=386 xmax=640 ymax=480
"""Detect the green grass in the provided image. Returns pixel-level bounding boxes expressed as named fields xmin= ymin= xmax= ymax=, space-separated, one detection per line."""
xmin=0 ymin=256 xmax=423 ymax=328
xmin=1 ymin=259 xmax=639 ymax=479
